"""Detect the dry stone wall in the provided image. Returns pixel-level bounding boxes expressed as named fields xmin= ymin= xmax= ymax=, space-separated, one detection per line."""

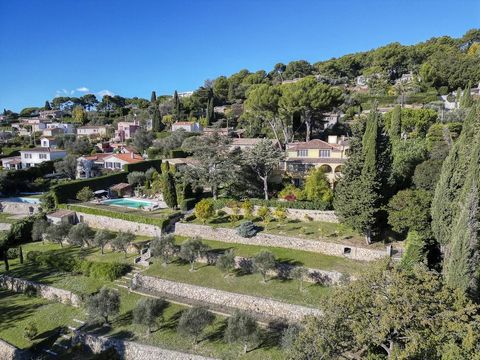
xmin=75 ymin=212 xmax=162 ymax=237
xmin=175 ymin=223 xmax=387 ymax=261
xmin=222 ymin=206 xmax=339 ymax=223
xmin=73 ymin=332 xmax=217 ymax=360
xmin=132 ymin=274 xmax=321 ymax=322
xmin=0 ymin=275 xmax=81 ymax=307
xmin=0 ymin=202 xmax=40 ymax=215
xmin=0 ymin=339 xmax=28 ymax=360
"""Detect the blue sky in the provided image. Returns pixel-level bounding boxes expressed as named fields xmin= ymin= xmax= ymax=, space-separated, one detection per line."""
xmin=0 ymin=0 xmax=479 ymax=112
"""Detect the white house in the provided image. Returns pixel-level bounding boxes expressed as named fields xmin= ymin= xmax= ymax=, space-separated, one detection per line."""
xmin=77 ymin=125 xmax=108 ymax=137
xmin=1 ymin=156 xmax=22 ymax=170
xmin=20 ymin=147 xmax=66 ymax=168
xmin=172 ymin=121 xmax=203 ymax=132
xmin=40 ymin=136 xmax=58 ymax=148
xmin=102 ymin=153 xmax=144 ymax=171
xmin=46 ymin=122 xmax=75 ymax=134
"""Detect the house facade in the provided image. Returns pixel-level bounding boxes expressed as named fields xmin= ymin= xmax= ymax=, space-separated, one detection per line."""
xmin=40 ymin=136 xmax=58 ymax=148
xmin=77 ymin=125 xmax=108 ymax=137
xmin=20 ymin=147 xmax=66 ymax=168
xmin=284 ymin=136 xmax=348 ymax=186
xmin=103 ymin=153 xmax=143 ymax=170
xmin=115 ymin=121 xmax=140 ymax=141
xmin=172 ymin=122 xmax=203 ymax=132
xmin=1 ymin=156 xmax=22 ymax=170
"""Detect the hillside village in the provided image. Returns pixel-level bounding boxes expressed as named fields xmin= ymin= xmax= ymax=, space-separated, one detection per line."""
xmin=0 ymin=28 xmax=480 ymax=360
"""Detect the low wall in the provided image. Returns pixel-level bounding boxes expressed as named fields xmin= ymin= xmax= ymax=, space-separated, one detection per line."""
xmin=75 ymin=212 xmax=162 ymax=237
xmin=0 ymin=202 xmax=40 ymax=215
xmin=132 ymin=274 xmax=321 ymax=322
xmin=0 ymin=275 xmax=82 ymax=307
xmin=222 ymin=206 xmax=339 ymax=223
xmin=0 ymin=339 xmax=28 ymax=360
xmin=73 ymin=332 xmax=217 ymax=360
xmin=175 ymin=223 xmax=386 ymax=262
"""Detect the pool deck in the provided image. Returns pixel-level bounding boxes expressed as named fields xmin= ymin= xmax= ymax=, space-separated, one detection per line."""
xmin=96 ymin=197 xmax=168 ymax=211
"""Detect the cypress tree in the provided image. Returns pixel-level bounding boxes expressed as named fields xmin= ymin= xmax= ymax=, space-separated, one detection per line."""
xmin=334 ymin=110 xmax=391 ymax=244
xmin=460 ymin=81 xmax=473 ymax=109
xmin=152 ymin=107 xmax=164 ymax=132
xmin=206 ymin=98 xmax=214 ymax=125
xmin=431 ymin=105 xmax=479 ymax=245
xmin=151 ymin=91 xmax=157 ymax=103
xmin=389 ymin=105 xmax=401 ymax=140
xmin=162 ymin=172 xmax=177 ymax=209
xmin=173 ymin=90 xmax=180 ymax=120
xmin=399 ymin=231 xmax=426 ymax=271
xmin=44 ymin=100 xmax=51 ymax=110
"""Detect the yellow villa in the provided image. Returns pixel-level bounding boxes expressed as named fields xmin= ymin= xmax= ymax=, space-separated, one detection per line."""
xmin=283 ymin=135 xmax=349 ymax=187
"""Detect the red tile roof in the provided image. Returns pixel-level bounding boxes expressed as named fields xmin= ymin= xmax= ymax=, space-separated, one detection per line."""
xmin=105 ymin=153 xmax=144 ymax=163
xmin=287 ymin=139 xmax=343 ymax=151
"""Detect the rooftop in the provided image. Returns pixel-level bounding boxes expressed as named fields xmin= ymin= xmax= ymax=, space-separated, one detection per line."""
xmin=287 ymin=139 xmax=343 ymax=151
xmin=20 ymin=147 xmax=65 ymax=153
xmin=47 ymin=210 xmax=75 ymax=218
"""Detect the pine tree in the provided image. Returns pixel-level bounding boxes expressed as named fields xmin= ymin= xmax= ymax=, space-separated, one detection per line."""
xmin=44 ymin=100 xmax=51 ymax=110
xmin=162 ymin=171 xmax=178 ymax=209
xmin=431 ymin=105 xmax=479 ymax=245
xmin=151 ymin=91 xmax=157 ymax=103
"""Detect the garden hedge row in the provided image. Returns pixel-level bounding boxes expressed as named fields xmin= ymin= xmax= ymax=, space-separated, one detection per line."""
xmin=212 ymin=198 xmax=332 ymax=211
xmin=59 ymin=203 xmax=176 ymax=229
xmin=52 ymin=172 xmax=128 ymax=203
xmin=123 ymin=159 xmax=162 ymax=173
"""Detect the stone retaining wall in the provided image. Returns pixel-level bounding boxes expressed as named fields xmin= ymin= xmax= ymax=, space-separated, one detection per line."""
xmin=73 ymin=331 xmax=217 ymax=360
xmin=132 ymin=274 xmax=321 ymax=322
xmin=0 ymin=202 xmax=40 ymax=215
xmin=175 ymin=222 xmax=386 ymax=262
xmin=75 ymin=212 xmax=162 ymax=237
xmin=0 ymin=339 xmax=28 ymax=360
xmin=222 ymin=206 xmax=339 ymax=223
xmin=0 ymin=275 xmax=82 ymax=307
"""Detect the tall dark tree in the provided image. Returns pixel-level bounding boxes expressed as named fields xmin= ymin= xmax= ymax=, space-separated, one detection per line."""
xmin=173 ymin=90 xmax=180 ymax=120
xmin=389 ymin=105 xmax=401 ymax=140
xmin=151 ymin=106 xmax=163 ymax=132
xmin=432 ymin=105 xmax=479 ymax=246
xmin=334 ymin=111 xmax=391 ymax=244
xmin=206 ymin=97 xmax=214 ymax=125
xmin=162 ymin=172 xmax=177 ymax=209
xmin=150 ymin=90 xmax=157 ymax=103
xmin=44 ymin=100 xmax=52 ymax=110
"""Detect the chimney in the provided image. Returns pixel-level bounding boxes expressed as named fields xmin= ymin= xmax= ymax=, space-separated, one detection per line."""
xmin=327 ymin=135 xmax=338 ymax=144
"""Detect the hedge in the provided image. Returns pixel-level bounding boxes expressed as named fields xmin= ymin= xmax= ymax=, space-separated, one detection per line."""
xmin=169 ymin=149 xmax=187 ymax=158
xmin=212 ymin=198 xmax=332 ymax=211
xmin=76 ymin=260 xmax=130 ymax=281
xmin=180 ymin=197 xmax=198 ymax=211
xmin=59 ymin=203 xmax=176 ymax=229
xmin=51 ymin=172 xmax=128 ymax=203
xmin=123 ymin=159 xmax=162 ymax=173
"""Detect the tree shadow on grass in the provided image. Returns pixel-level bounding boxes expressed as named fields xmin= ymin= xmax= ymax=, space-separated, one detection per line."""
xmin=203 ymin=319 xmax=228 ymax=343
xmin=257 ymin=319 xmax=286 ymax=350
xmin=160 ymin=309 xmax=184 ymax=331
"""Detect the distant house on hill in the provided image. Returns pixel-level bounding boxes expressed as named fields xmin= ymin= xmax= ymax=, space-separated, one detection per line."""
xmin=115 ymin=120 xmax=140 ymax=141
xmin=40 ymin=136 xmax=58 ymax=148
xmin=20 ymin=147 xmax=66 ymax=168
xmin=171 ymin=121 xmax=203 ymax=133
xmin=77 ymin=125 xmax=108 ymax=137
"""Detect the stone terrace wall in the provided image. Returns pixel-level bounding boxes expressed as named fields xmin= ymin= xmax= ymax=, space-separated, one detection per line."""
xmin=175 ymin=223 xmax=386 ymax=262
xmin=73 ymin=332 xmax=217 ymax=360
xmin=133 ymin=275 xmax=321 ymax=322
xmin=0 ymin=275 xmax=81 ymax=307
xmin=75 ymin=212 xmax=162 ymax=237
xmin=221 ymin=206 xmax=339 ymax=223
xmin=0 ymin=202 xmax=40 ymax=215
xmin=0 ymin=339 xmax=28 ymax=360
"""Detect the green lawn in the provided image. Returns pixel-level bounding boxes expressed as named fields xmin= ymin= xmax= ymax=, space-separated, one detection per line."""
xmin=174 ymin=236 xmax=367 ymax=274
xmin=0 ymin=212 xmax=18 ymax=223
xmin=0 ymin=289 xmax=84 ymax=349
xmin=144 ymin=258 xmax=330 ymax=308
xmin=188 ymin=214 xmax=392 ymax=249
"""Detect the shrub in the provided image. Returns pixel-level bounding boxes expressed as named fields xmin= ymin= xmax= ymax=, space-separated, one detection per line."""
xmin=23 ymin=322 xmax=38 ymax=341
xmin=273 ymin=206 xmax=288 ymax=222
xmin=236 ymin=221 xmax=257 ymax=238
xmin=180 ymin=198 xmax=197 ymax=211
xmin=241 ymin=200 xmax=254 ymax=219
xmin=256 ymin=206 xmax=271 ymax=224
xmin=79 ymin=261 xmax=130 ymax=281
xmin=76 ymin=186 xmax=94 ymax=202
xmin=278 ymin=184 xmax=306 ymax=201
xmin=213 ymin=198 xmax=331 ymax=211
xmin=194 ymin=199 xmax=214 ymax=223
xmin=6 ymin=248 xmax=18 ymax=259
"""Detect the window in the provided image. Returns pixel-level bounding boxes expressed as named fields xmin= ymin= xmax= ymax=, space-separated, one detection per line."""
xmin=297 ymin=149 xmax=308 ymax=157
xmin=319 ymin=150 xmax=331 ymax=158
xmin=114 ymin=162 xmax=121 ymax=169
xmin=24 ymin=153 xmax=32 ymax=159
xmin=106 ymin=162 xmax=113 ymax=168
xmin=39 ymin=154 xmax=47 ymax=159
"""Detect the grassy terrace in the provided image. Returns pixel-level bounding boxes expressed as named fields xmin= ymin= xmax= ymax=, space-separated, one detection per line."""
xmin=69 ymin=201 xmax=178 ymax=220
xmin=0 ymin=212 xmax=19 ymax=224
xmin=186 ymin=214 xmax=396 ymax=249
xmin=1 ymin=243 xmax=286 ymax=358
xmin=0 ymin=289 xmax=84 ymax=349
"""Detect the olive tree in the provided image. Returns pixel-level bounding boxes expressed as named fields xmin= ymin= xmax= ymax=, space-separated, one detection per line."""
xmin=132 ymin=298 xmax=168 ymax=335
xmin=86 ymin=287 xmax=120 ymax=325
xmin=150 ymin=234 xmax=177 ymax=266
xmin=177 ymin=307 xmax=215 ymax=344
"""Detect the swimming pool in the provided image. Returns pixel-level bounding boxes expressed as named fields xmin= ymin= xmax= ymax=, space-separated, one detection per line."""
xmin=0 ymin=197 xmax=40 ymax=204
xmin=102 ymin=198 xmax=154 ymax=209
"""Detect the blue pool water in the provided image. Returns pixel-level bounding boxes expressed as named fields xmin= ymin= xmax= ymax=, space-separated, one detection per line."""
xmin=102 ymin=198 xmax=154 ymax=209
xmin=0 ymin=197 xmax=40 ymax=204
